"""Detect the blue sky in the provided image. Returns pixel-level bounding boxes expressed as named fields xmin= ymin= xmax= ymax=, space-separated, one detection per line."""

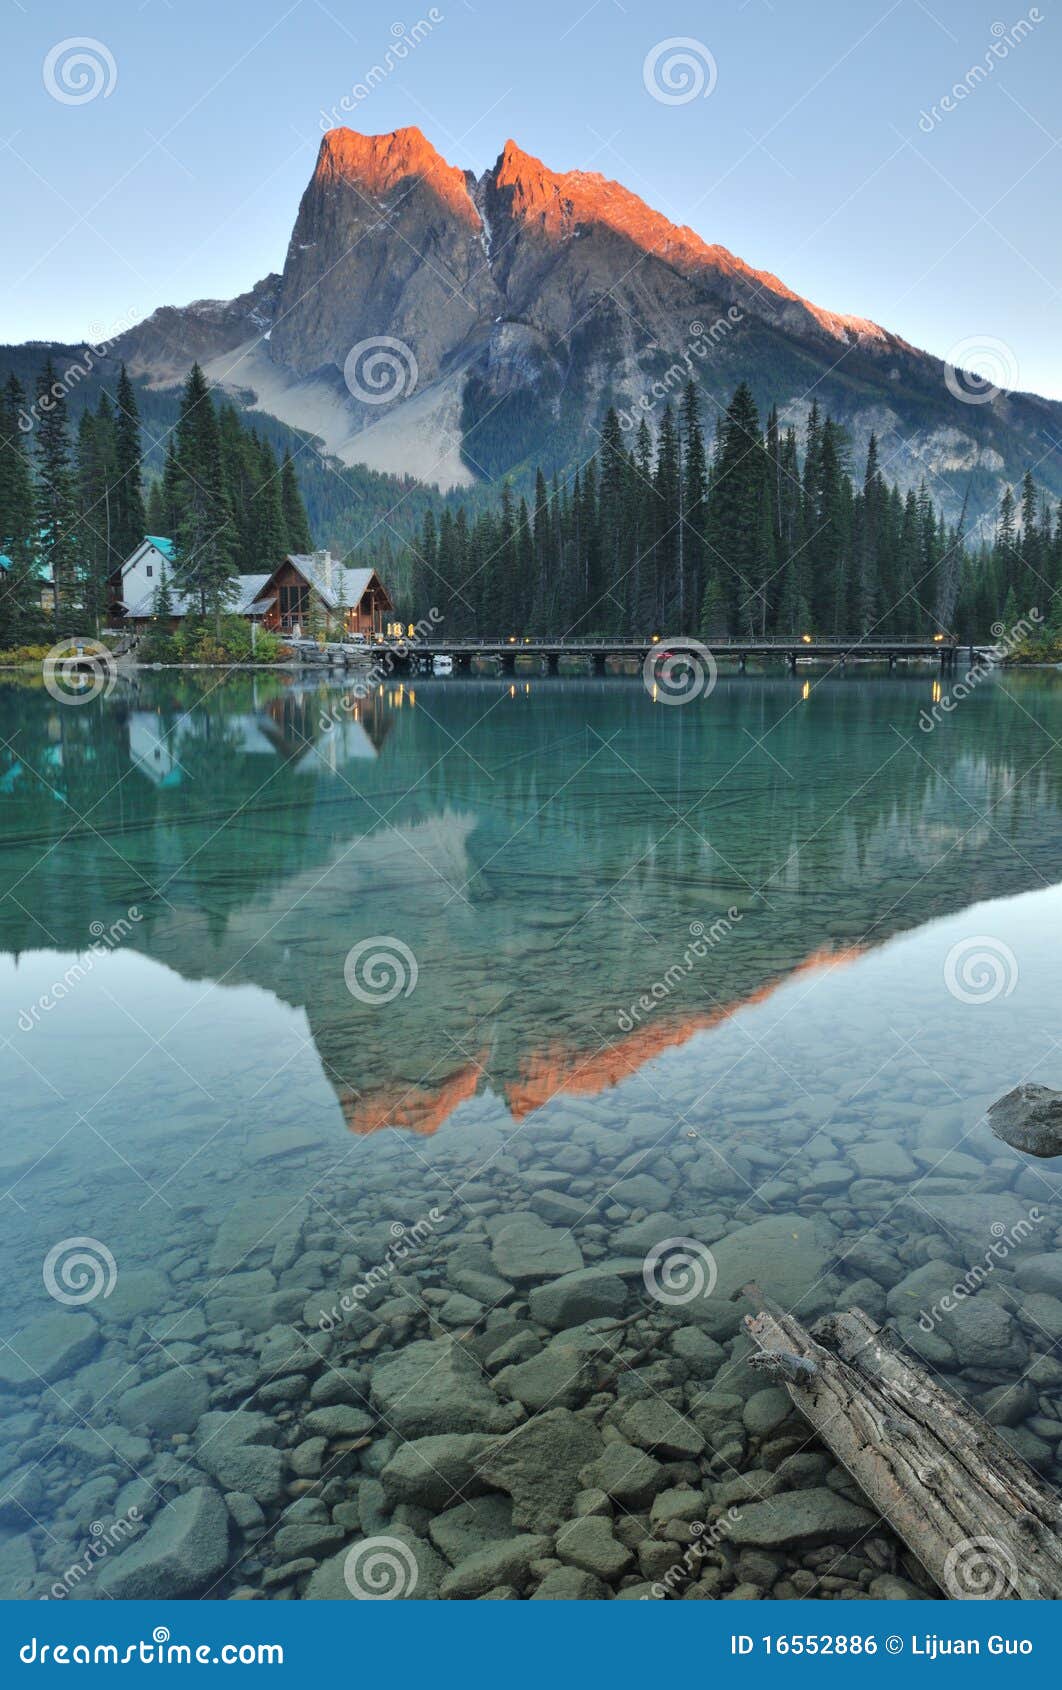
xmin=2 ymin=0 xmax=1059 ymax=394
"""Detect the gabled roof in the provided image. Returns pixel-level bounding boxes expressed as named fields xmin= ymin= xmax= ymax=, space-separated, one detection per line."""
xmin=126 ymin=572 xmax=273 ymax=619
xmin=285 ymin=552 xmax=391 ymax=611
xmin=145 ymin=536 xmax=176 ymax=562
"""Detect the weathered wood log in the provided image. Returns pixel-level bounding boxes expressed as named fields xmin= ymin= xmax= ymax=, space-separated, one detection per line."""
xmin=743 ymin=1291 xmax=1062 ymax=1599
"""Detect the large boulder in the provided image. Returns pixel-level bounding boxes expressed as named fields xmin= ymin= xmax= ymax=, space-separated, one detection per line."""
xmin=0 ymin=1311 xmax=99 ymax=1393
xmin=989 ymin=1083 xmax=1062 ymax=1158
xmin=1014 ymin=1254 xmax=1062 ymax=1298
xmin=494 ymin=1342 xmax=592 ymax=1411
xmin=370 ymin=1339 xmax=509 ymax=1440
xmin=679 ymin=1213 xmax=838 ymax=1337
xmin=528 ymin=1268 xmax=627 ymax=1330
xmin=117 ymin=1367 xmax=210 ymax=1437
xmin=305 ymin=1525 xmax=446 ymax=1600
xmin=555 ymin=1515 xmax=632 ymax=1582
xmin=478 ymin=1408 xmax=603 ymax=1532
xmin=439 ymin=1534 xmax=551 ymax=1598
xmin=381 ymin=1434 xmax=496 ymax=1510
xmin=98 ymin=1488 xmax=229 ymax=1599
xmin=488 ymin=1213 xmax=583 ymax=1282
xmin=727 ymin=1487 xmax=878 ymax=1550
xmin=194 ymin=1410 xmax=287 ymax=1506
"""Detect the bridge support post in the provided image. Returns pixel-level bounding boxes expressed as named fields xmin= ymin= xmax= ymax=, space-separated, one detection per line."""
xmin=786 ymin=651 xmax=797 ymax=673
xmin=888 ymin=653 xmax=896 ymax=671
xmin=739 ymin=654 xmax=747 ymax=674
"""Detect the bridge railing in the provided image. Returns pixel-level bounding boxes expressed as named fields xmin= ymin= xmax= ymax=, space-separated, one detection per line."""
xmin=370 ymin=634 xmax=958 ymax=649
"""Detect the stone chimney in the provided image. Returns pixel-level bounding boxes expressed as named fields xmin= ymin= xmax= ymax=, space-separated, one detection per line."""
xmin=314 ymin=549 xmax=335 ymax=598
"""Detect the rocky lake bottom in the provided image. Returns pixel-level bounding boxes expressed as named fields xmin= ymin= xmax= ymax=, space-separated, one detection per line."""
xmin=2 ymin=671 xmax=1062 ymax=1601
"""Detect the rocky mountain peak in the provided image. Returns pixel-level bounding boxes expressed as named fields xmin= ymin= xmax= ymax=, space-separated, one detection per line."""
xmin=314 ymin=124 xmax=480 ymax=227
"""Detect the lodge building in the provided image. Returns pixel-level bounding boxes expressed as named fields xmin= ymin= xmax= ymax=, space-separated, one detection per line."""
xmin=113 ymin=541 xmax=393 ymax=638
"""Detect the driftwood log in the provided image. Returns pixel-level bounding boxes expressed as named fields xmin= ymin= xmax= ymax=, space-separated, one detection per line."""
xmin=743 ymin=1293 xmax=1062 ymax=1599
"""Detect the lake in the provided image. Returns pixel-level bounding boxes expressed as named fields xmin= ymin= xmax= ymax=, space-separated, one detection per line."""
xmin=1 ymin=666 xmax=1061 ymax=1601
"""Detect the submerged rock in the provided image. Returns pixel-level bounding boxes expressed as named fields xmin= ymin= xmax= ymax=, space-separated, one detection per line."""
xmin=478 ymin=1408 xmax=603 ymax=1532
xmin=0 ymin=1310 xmax=99 ymax=1393
xmin=117 ymin=1367 xmax=210 ymax=1437
xmin=381 ymin=1434 xmax=495 ymax=1510
xmin=727 ymin=1487 xmax=877 ymax=1549
xmin=305 ymin=1524 xmax=446 ymax=1600
xmin=439 ymin=1533 xmax=551 ymax=1598
xmin=98 ymin=1487 xmax=229 ymax=1599
xmin=489 ymin=1212 xmax=584 ymax=1282
xmin=989 ymin=1083 xmax=1062 ymax=1158
xmin=370 ymin=1338 xmax=508 ymax=1439
xmin=555 ymin=1515 xmax=632 ymax=1582
xmin=429 ymin=1496 xmax=514 ymax=1564
xmin=528 ymin=1267 xmax=627 ymax=1329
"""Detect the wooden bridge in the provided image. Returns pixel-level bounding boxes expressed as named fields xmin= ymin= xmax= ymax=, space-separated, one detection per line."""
xmin=379 ymin=635 xmax=979 ymax=674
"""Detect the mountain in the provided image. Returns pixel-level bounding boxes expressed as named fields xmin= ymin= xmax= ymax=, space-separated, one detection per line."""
xmin=14 ymin=125 xmax=1062 ymax=526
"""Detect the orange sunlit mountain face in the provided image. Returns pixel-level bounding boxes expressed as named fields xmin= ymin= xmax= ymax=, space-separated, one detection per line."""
xmin=340 ymin=945 xmax=862 ymax=1137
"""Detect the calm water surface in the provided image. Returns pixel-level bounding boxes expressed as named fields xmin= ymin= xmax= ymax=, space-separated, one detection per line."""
xmin=1 ymin=668 xmax=1061 ymax=1599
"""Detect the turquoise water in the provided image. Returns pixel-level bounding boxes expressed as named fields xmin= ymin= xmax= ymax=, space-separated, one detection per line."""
xmin=1 ymin=667 xmax=1061 ymax=1600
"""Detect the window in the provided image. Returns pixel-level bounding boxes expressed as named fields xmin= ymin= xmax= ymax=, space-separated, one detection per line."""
xmin=278 ymin=583 xmax=309 ymax=627
xmin=146 ymin=565 xmax=153 ymax=578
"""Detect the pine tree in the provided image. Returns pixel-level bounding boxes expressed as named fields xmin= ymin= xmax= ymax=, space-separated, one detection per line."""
xmin=33 ymin=358 xmax=80 ymax=632
xmin=705 ymin=382 xmax=765 ymax=634
xmin=113 ymin=364 xmax=146 ymax=560
xmin=680 ymin=384 xmax=708 ymax=632
xmin=75 ymin=402 xmax=119 ymax=630
xmin=280 ymin=450 xmax=313 ymax=554
xmin=652 ymin=405 xmax=682 ymax=628
xmin=0 ymin=376 xmax=38 ymax=642
xmin=171 ymin=363 xmax=238 ymax=624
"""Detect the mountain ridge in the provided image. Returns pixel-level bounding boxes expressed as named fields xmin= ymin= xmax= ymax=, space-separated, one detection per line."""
xmin=8 ymin=124 xmax=1061 ymax=525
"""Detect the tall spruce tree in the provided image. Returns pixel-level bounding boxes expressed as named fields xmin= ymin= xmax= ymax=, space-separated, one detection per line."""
xmin=33 ymin=359 xmax=80 ymax=632
xmin=171 ymin=363 xmax=238 ymax=623
xmin=113 ymin=364 xmax=146 ymax=560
